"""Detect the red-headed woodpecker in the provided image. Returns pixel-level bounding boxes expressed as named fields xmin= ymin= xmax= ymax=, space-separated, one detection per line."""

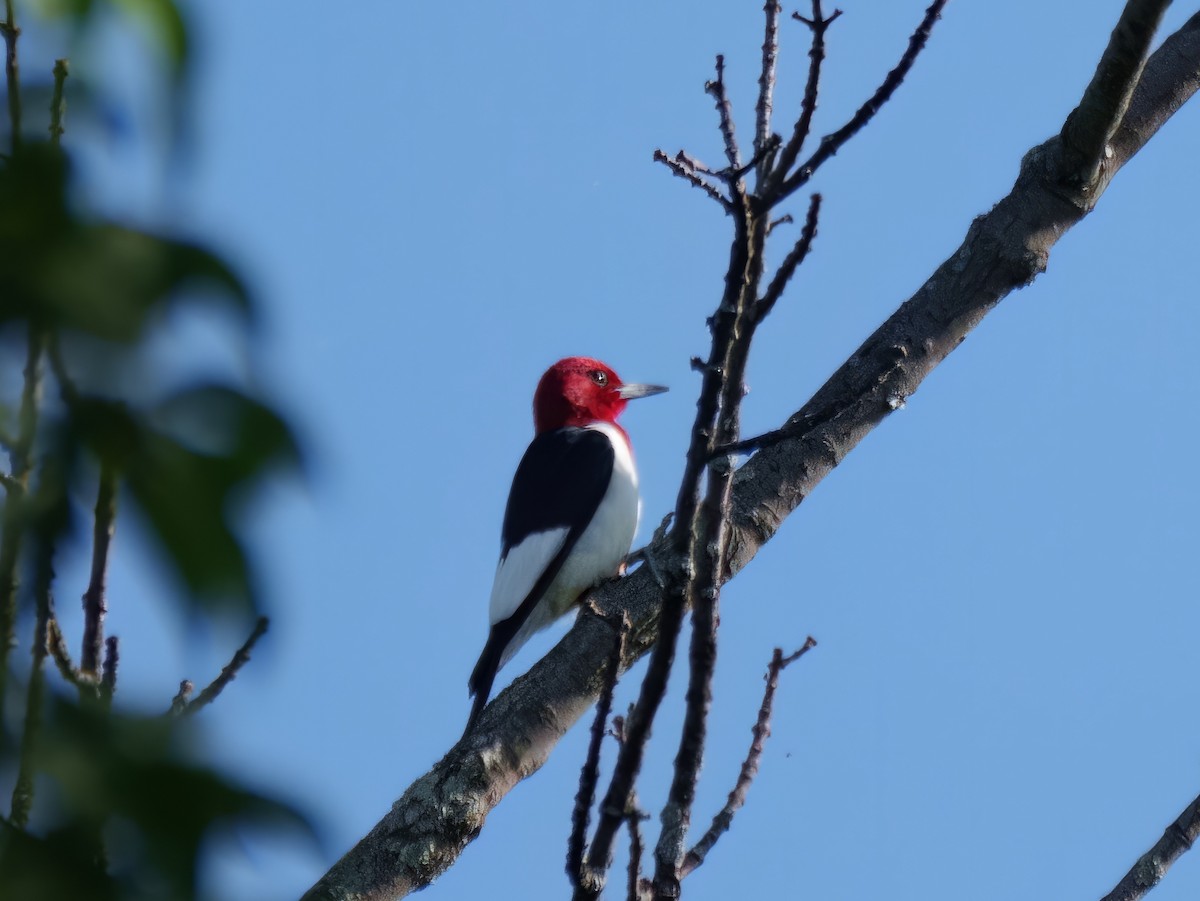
xmin=465 ymin=357 xmax=667 ymax=733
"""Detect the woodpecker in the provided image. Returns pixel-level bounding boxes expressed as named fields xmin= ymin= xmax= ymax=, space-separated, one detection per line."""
xmin=465 ymin=356 xmax=667 ymax=734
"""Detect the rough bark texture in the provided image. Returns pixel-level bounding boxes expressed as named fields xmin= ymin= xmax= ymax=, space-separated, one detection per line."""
xmin=303 ymin=13 xmax=1200 ymax=901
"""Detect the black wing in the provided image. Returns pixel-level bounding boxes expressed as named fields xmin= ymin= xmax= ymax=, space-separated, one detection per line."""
xmin=465 ymin=427 xmax=615 ymax=735
xmin=499 ymin=426 xmax=616 ymax=554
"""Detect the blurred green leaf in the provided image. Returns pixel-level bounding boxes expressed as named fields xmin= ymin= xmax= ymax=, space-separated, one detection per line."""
xmin=0 ymin=142 xmax=251 ymax=340
xmin=27 ymin=0 xmax=186 ymax=75
xmin=24 ymin=694 xmax=313 ymax=901
xmin=66 ymin=386 xmax=300 ymax=616
xmin=0 ymin=819 xmax=118 ymax=901
xmin=0 ymin=142 xmax=71 ymax=262
xmin=109 ymin=0 xmax=188 ymax=75
xmin=37 ymin=225 xmax=250 ymax=339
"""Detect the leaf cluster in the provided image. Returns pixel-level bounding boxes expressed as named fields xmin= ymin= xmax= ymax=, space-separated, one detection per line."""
xmin=1 ymin=3 xmax=315 ymax=898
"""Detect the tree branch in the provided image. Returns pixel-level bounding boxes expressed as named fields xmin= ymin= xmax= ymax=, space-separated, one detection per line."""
xmin=767 ymin=1 xmax=841 ymax=195
xmin=100 ymin=635 xmax=118 ymax=708
xmin=653 ymin=149 xmax=733 ymax=213
xmin=1099 ymin=790 xmax=1200 ymax=901
xmin=2 ymin=0 xmax=21 ymax=153
xmin=679 ymin=639 xmax=815 ymax=879
xmin=568 ymin=615 xmax=626 ymax=893
xmin=178 ymin=617 xmax=268 ymax=716
xmin=9 ymin=493 xmax=60 ymax=827
xmin=778 ymin=0 xmax=947 ymax=204
xmin=754 ymin=0 xmax=782 ymax=181
xmin=48 ymin=57 xmax=67 ymax=144
xmin=757 ymin=192 xmax=822 ymax=322
xmin=1061 ymin=0 xmax=1170 ymax=191
xmin=0 ymin=326 xmax=43 ymax=744
xmin=302 ymin=11 xmax=1200 ymax=901
xmin=80 ymin=468 xmax=116 ymax=677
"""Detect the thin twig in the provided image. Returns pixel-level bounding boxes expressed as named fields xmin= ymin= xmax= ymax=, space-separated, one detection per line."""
xmin=179 ymin=617 xmax=269 ymax=715
xmin=653 ymin=149 xmax=733 ymax=212
xmin=757 ymin=193 xmax=822 ymax=321
xmin=720 ymin=134 xmax=780 ymax=184
xmin=48 ymin=330 xmax=117 ymax=686
xmin=48 ymin=57 xmax=67 ymax=144
xmin=680 ymin=638 xmax=817 ymax=878
xmin=2 ymin=0 xmax=20 ymax=153
xmin=80 ymin=467 xmax=116 ymax=677
xmin=100 ymin=636 xmax=118 ymax=708
xmin=10 ymin=510 xmax=59 ymax=827
xmin=0 ymin=327 xmax=44 ymax=740
xmin=754 ymin=0 xmax=782 ymax=181
xmin=626 ymin=793 xmax=648 ymax=901
xmin=779 ymin=0 xmax=948 ymax=203
xmin=1099 ymin=790 xmax=1200 ymax=901
xmin=765 ymin=213 xmax=793 ymax=236
xmin=569 ymin=616 xmax=627 ymax=892
xmin=707 ymin=55 xmax=742 ymax=174
xmin=768 ymin=2 xmax=841 ymax=196
xmin=47 ymin=615 xmax=86 ymax=690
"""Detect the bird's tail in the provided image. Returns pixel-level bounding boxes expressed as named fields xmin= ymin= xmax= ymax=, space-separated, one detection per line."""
xmin=464 ymin=626 xmax=506 ymax=738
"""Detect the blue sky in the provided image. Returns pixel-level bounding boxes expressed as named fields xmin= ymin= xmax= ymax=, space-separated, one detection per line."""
xmin=29 ymin=0 xmax=1200 ymax=898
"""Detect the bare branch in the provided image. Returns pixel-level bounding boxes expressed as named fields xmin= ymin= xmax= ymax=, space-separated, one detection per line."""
xmin=0 ymin=327 xmax=43 ymax=742
xmin=80 ymin=468 xmax=116 ymax=677
xmin=1061 ymin=0 xmax=1170 ymax=191
xmin=680 ymin=639 xmax=816 ymax=878
xmin=1099 ymin=790 xmax=1200 ymax=901
xmin=652 ymin=456 xmax=733 ymax=897
xmin=46 ymin=615 xmax=85 ymax=689
xmin=653 ymin=149 xmax=733 ymax=212
xmin=626 ymin=794 xmax=648 ymax=901
xmin=2 ymin=0 xmax=21 ymax=153
xmin=769 ymin=1 xmax=842 ymax=194
xmin=48 ymin=331 xmax=117 ymax=684
xmin=755 ymin=0 xmax=783 ymax=181
xmin=719 ymin=134 xmax=780 ymax=185
xmin=707 ymin=54 xmax=742 ymax=175
xmin=10 ymin=509 xmax=58 ymax=827
xmin=1110 ymin=10 xmax=1200 ymax=164
xmin=302 ymin=11 xmax=1200 ymax=901
xmin=100 ymin=636 xmax=118 ymax=707
xmin=583 ymin=81 xmax=766 ymax=889
xmin=180 ymin=617 xmax=269 ymax=716
xmin=48 ymin=57 xmax=67 ymax=144
xmin=765 ymin=213 xmax=792 ymax=236
xmin=779 ymin=0 xmax=948 ymax=203
xmin=568 ymin=616 xmax=627 ymax=893
xmin=757 ymin=192 xmax=822 ymax=322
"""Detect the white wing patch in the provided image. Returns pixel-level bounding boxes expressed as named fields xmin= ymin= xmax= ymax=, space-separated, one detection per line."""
xmin=488 ymin=527 xmax=570 ymax=624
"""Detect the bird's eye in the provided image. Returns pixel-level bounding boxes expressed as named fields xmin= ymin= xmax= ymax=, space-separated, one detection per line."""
xmin=589 ymin=370 xmax=608 ymax=386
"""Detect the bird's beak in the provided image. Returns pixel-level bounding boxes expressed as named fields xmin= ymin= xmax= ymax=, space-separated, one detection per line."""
xmin=617 ymin=382 xmax=669 ymax=400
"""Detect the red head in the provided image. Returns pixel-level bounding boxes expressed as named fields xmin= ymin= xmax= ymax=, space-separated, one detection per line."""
xmin=533 ymin=357 xmax=667 ymax=433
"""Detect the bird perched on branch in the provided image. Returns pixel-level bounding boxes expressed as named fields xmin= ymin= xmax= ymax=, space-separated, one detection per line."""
xmin=465 ymin=356 xmax=667 ymax=735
